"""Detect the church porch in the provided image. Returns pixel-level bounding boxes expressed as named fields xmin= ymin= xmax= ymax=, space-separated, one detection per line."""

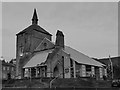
xmin=23 ymin=65 xmax=47 ymax=78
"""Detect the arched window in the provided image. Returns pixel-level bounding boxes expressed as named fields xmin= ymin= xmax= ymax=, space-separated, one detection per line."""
xmin=43 ymin=42 xmax=47 ymax=50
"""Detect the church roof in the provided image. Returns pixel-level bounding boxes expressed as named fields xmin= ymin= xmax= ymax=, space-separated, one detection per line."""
xmin=16 ymin=24 xmax=52 ymax=36
xmin=64 ymin=46 xmax=105 ymax=67
xmin=23 ymin=49 xmax=53 ymax=68
xmin=23 ymin=45 xmax=105 ymax=68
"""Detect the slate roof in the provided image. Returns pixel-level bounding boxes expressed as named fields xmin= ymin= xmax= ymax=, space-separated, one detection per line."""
xmin=16 ymin=24 xmax=52 ymax=36
xmin=64 ymin=46 xmax=105 ymax=67
xmin=23 ymin=46 xmax=105 ymax=68
xmin=23 ymin=49 xmax=53 ymax=68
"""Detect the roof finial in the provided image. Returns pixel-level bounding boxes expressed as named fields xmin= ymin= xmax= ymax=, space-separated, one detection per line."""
xmin=32 ymin=8 xmax=38 ymax=25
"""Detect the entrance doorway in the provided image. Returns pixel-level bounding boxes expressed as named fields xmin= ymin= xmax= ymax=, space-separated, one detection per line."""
xmin=53 ymin=65 xmax=59 ymax=77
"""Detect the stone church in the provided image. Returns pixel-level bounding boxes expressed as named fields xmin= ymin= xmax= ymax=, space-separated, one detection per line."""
xmin=16 ymin=9 xmax=107 ymax=79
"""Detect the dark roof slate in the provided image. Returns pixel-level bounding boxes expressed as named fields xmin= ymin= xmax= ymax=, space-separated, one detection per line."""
xmin=16 ymin=24 xmax=52 ymax=36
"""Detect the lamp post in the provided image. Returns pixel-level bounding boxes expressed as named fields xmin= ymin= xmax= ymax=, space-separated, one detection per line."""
xmin=109 ymin=55 xmax=113 ymax=79
xmin=49 ymin=73 xmax=62 ymax=88
xmin=62 ymin=56 xmax=64 ymax=78
xmin=49 ymin=76 xmax=58 ymax=88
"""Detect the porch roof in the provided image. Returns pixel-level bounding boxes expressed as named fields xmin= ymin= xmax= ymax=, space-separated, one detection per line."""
xmin=23 ymin=50 xmax=52 ymax=68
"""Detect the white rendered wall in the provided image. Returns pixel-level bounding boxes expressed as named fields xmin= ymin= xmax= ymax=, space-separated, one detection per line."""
xmin=81 ymin=65 xmax=86 ymax=77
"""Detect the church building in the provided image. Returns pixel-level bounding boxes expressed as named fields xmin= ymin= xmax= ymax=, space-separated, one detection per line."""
xmin=16 ymin=9 xmax=107 ymax=79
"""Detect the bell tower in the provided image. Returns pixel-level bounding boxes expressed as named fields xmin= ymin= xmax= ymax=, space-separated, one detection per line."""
xmin=16 ymin=9 xmax=52 ymax=78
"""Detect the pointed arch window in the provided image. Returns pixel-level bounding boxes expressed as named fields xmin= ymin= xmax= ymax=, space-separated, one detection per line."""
xmin=43 ymin=42 xmax=47 ymax=47
xmin=19 ymin=43 xmax=24 ymax=56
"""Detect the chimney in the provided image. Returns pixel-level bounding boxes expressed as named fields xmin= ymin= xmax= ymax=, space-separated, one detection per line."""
xmin=55 ymin=30 xmax=64 ymax=48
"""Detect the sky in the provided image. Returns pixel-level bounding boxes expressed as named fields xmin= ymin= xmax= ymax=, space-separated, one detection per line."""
xmin=1 ymin=2 xmax=118 ymax=61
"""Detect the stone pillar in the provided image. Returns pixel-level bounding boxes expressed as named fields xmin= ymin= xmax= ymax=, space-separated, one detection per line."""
xmin=36 ymin=67 xmax=38 ymax=77
xmin=29 ymin=68 xmax=31 ymax=78
xmin=40 ymin=67 xmax=42 ymax=77
xmin=38 ymin=67 xmax=40 ymax=77
xmin=47 ymin=72 xmax=51 ymax=77
xmin=79 ymin=65 xmax=82 ymax=77
xmin=27 ymin=68 xmax=29 ymax=77
xmin=43 ymin=68 xmax=45 ymax=77
xmin=91 ymin=66 xmax=95 ymax=75
xmin=73 ymin=60 xmax=76 ymax=78
xmin=47 ymin=64 xmax=51 ymax=77
xmin=99 ymin=67 xmax=103 ymax=79
xmin=104 ymin=68 xmax=107 ymax=77
xmin=95 ymin=67 xmax=99 ymax=80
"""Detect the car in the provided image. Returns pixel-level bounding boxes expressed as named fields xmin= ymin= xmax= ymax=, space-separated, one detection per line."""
xmin=112 ymin=79 xmax=120 ymax=87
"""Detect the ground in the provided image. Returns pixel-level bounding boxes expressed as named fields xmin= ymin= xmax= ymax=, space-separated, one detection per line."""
xmin=2 ymin=77 xmax=113 ymax=88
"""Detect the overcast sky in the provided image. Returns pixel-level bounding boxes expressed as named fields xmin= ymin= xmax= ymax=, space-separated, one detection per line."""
xmin=2 ymin=2 xmax=118 ymax=61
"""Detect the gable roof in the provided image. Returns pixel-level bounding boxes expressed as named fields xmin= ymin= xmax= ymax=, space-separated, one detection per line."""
xmin=2 ymin=61 xmax=15 ymax=67
xmin=98 ymin=56 xmax=120 ymax=66
xmin=34 ymin=37 xmax=55 ymax=51
xmin=64 ymin=46 xmax=105 ymax=67
xmin=16 ymin=24 xmax=52 ymax=36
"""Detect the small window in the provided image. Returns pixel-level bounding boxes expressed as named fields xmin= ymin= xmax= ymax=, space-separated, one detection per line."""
xmin=7 ymin=67 xmax=9 ymax=70
xmin=43 ymin=42 xmax=47 ymax=47
xmin=25 ymin=38 xmax=27 ymax=44
xmin=86 ymin=65 xmax=91 ymax=71
xmin=3 ymin=66 xmax=6 ymax=70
